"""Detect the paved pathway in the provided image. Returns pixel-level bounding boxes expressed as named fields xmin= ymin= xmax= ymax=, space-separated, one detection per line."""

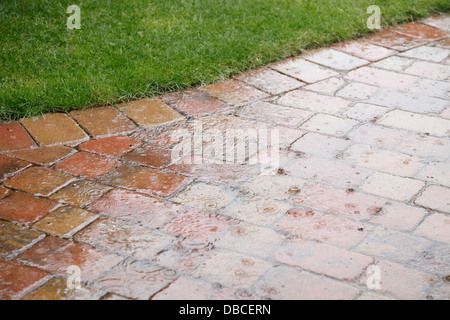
xmin=1 ymin=15 xmax=450 ymax=300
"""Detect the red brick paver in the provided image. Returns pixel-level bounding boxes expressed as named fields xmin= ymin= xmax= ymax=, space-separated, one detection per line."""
xmin=54 ymin=152 xmax=120 ymax=179
xmin=0 ymin=259 xmax=49 ymax=300
xmin=0 ymin=192 xmax=59 ymax=226
xmin=16 ymin=236 xmax=123 ymax=282
xmin=20 ymin=113 xmax=89 ymax=147
xmin=0 ymin=122 xmax=36 ymax=152
xmin=78 ymin=136 xmax=142 ymax=158
xmin=4 ymin=167 xmax=74 ymax=196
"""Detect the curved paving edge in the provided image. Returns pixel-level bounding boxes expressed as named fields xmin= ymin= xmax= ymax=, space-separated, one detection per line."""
xmin=0 ymin=15 xmax=449 ymax=300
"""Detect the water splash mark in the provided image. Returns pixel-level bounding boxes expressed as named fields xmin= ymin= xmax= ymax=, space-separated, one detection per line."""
xmin=367 ymin=5 xmax=381 ymax=30
xmin=67 ymin=265 xmax=82 ymax=290
xmin=170 ymin=120 xmax=280 ymax=173
xmin=366 ymin=265 xmax=381 ymax=290
xmin=67 ymin=5 xmax=81 ymax=30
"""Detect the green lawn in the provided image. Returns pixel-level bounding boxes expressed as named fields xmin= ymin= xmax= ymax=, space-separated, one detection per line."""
xmin=0 ymin=0 xmax=448 ymax=120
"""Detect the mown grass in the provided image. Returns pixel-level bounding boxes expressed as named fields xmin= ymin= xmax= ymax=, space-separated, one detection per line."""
xmin=0 ymin=0 xmax=448 ymax=120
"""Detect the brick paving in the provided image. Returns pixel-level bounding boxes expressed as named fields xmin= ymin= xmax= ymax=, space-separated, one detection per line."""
xmin=0 ymin=16 xmax=450 ymax=300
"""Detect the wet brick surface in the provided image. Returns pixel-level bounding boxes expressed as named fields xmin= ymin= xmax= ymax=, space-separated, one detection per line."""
xmin=0 ymin=16 xmax=449 ymax=300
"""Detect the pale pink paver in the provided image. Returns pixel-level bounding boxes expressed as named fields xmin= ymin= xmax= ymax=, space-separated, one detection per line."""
xmin=1 ymin=16 xmax=450 ymax=300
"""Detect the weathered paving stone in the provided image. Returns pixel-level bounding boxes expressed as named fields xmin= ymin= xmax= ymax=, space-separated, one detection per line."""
xmin=239 ymin=174 xmax=306 ymax=201
xmin=346 ymin=124 xmax=409 ymax=149
xmin=192 ymin=250 xmax=272 ymax=289
xmin=343 ymin=103 xmax=388 ymax=122
xmin=396 ymin=134 xmax=450 ymax=160
xmin=237 ymin=101 xmax=313 ymax=127
xmin=152 ymin=238 xmax=214 ymax=272
xmin=0 ymin=259 xmax=50 ymax=300
xmin=50 ymin=180 xmax=113 ymax=208
xmin=215 ymin=222 xmax=285 ymax=258
xmin=371 ymin=56 xmax=416 ymax=71
xmin=359 ymin=260 xmax=437 ymax=300
xmin=6 ymin=146 xmax=75 ymax=166
xmin=408 ymin=243 xmax=450 ymax=277
xmin=99 ymin=164 xmax=191 ymax=197
xmin=393 ymin=23 xmax=448 ymax=41
xmin=171 ymin=182 xmax=235 ymax=213
xmin=423 ymin=280 xmax=450 ymax=301
xmin=235 ymin=68 xmax=304 ymax=95
xmin=399 ymin=46 xmax=449 ymax=63
xmin=290 ymin=132 xmax=351 ymax=159
xmin=92 ymin=258 xmax=178 ymax=300
xmin=336 ymin=82 xmax=379 ymax=100
xmin=16 ymin=236 xmax=123 ymax=282
xmin=342 ymin=144 xmax=424 ymax=177
xmin=273 ymin=238 xmax=373 ymax=281
xmin=0 ymin=186 xmax=12 ymax=200
xmin=0 ymin=192 xmax=59 ymax=226
xmin=54 ymin=152 xmax=120 ymax=179
xmin=201 ymin=80 xmax=269 ymax=106
xmin=378 ymin=110 xmax=450 ymax=137
xmin=78 ymin=136 xmax=142 ymax=158
xmin=0 ymin=154 xmax=30 ymax=181
xmin=32 ymin=206 xmax=98 ymax=238
xmin=20 ymin=113 xmax=89 ymax=147
xmin=74 ymin=217 xmax=176 ymax=259
xmin=162 ymin=89 xmax=229 ymax=118
xmin=407 ymin=78 xmax=450 ymax=99
xmin=220 ymin=196 xmax=291 ymax=226
xmin=131 ymin=123 xmax=192 ymax=147
xmin=168 ymin=157 xmax=259 ymax=188
xmin=121 ymin=144 xmax=173 ymax=168
xmin=415 ymin=185 xmax=450 ymax=213
xmin=370 ymin=202 xmax=428 ymax=231
xmin=70 ymin=106 xmax=138 ymax=138
xmin=422 ymin=14 xmax=450 ymax=31
xmin=356 ymin=228 xmax=433 ymax=263
xmin=117 ymin=98 xmax=185 ymax=129
xmin=303 ymin=48 xmax=369 ymax=71
xmin=4 ymin=167 xmax=74 ymax=197
xmin=152 ymin=276 xmax=223 ymax=300
xmin=360 ymin=172 xmax=425 ymax=202
xmin=253 ymin=265 xmax=360 ymax=300
xmin=275 ymin=209 xmax=369 ymax=249
xmin=22 ymin=277 xmax=105 ymax=300
xmin=414 ymin=213 xmax=450 ymax=244
xmin=283 ymin=155 xmax=371 ymax=188
xmin=270 ymin=58 xmax=339 ymax=83
xmin=88 ymin=188 xmax=184 ymax=229
xmin=404 ymin=60 xmax=450 ymax=80
xmin=278 ymin=90 xmax=351 ymax=115
xmin=300 ymin=114 xmax=358 ymax=137
xmin=366 ymin=88 xmax=448 ymax=114
xmin=332 ymin=40 xmax=397 ymax=61
xmin=303 ymin=77 xmax=346 ymax=94
xmin=269 ymin=126 xmax=306 ymax=149
xmin=416 ymin=162 xmax=450 ymax=187
xmin=0 ymin=121 xmax=36 ymax=152
xmin=345 ymin=67 xmax=418 ymax=89
xmin=164 ymin=209 xmax=236 ymax=243
xmin=292 ymin=183 xmax=386 ymax=220
xmin=364 ymin=29 xmax=428 ymax=51
xmin=0 ymin=220 xmax=44 ymax=258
